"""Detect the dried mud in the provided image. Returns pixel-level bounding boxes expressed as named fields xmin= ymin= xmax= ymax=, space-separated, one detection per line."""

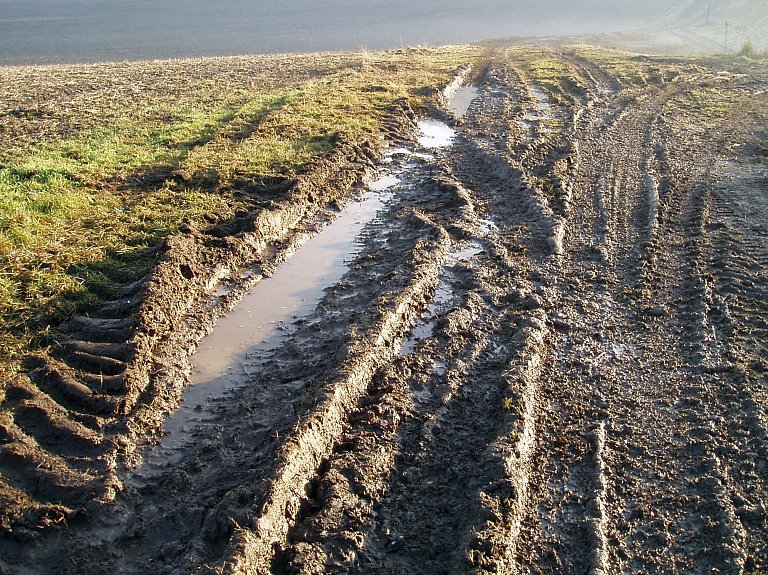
xmin=1 ymin=50 xmax=768 ymax=574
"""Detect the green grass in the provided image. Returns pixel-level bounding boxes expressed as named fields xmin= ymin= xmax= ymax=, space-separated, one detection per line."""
xmin=526 ymin=57 xmax=570 ymax=81
xmin=0 ymin=47 xmax=479 ymax=364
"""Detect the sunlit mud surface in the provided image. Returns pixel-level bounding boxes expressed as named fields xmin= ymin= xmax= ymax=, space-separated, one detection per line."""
xmin=3 ymin=49 xmax=768 ymax=575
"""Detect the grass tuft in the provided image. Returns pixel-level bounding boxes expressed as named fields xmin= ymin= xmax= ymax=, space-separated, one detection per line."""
xmin=737 ymin=40 xmax=768 ymax=60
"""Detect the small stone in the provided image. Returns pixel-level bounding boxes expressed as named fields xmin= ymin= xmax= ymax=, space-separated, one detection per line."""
xmin=522 ymin=295 xmax=542 ymax=310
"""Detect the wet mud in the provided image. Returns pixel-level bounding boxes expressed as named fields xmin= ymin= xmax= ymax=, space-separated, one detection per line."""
xmin=2 ymin=50 xmax=768 ymax=574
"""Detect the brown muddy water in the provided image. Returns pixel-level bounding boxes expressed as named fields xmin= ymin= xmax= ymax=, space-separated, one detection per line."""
xmin=447 ymin=86 xmax=479 ymax=117
xmin=417 ymin=119 xmax=456 ymax=148
xmin=397 ymin=233 xmax=490 ymax=357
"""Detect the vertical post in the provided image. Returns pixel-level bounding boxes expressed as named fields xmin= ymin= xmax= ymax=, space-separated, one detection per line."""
xmin=707 ymin=0 xmax=711 ymax=24
xmin=725 ymin=21 xmax=729 ymax=55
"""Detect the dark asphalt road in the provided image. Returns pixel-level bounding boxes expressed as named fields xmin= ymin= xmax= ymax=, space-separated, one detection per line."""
xmin=0 ymin=0 xmax=678 ymax=65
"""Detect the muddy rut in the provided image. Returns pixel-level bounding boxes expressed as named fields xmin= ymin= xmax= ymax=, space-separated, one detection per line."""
xmin=2 ymin=50 xmax=768 ymax=574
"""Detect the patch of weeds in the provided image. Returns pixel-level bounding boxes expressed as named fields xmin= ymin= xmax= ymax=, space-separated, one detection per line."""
xmin=738 ymin=40 xmax=768 ymax=60
xmin=537 ymin=177 xmax=561 ymax=204
xmin=680 ymin=88 xmax=734 ymax=119
xmin=575 ymin=48 xmax=692 ymax=87
xmin=510 ymin=50 xmax=587 ymax=110
xmin=525 ymin=57 xmax=570 ymax=82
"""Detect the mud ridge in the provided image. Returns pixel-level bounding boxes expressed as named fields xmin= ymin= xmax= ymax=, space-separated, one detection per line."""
xmin=216 ymin=221 xmax=451 ymax=574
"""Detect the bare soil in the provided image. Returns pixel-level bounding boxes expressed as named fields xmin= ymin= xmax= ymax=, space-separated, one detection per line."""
xmin=1 ymin=48 xmax=767 ymax=574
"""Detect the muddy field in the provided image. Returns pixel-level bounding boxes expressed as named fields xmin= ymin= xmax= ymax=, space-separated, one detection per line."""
xmin=1 ymin=47 xmax=768 ymax=573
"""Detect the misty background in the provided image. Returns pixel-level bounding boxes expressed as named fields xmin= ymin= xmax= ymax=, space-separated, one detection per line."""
xmin=0 ymin=0 xmax=766 ymax=65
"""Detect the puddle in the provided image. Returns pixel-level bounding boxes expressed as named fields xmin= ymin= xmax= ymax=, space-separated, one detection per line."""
xmin=447 ymin=86 xmax=478 ymax=118
xmin=189 ymin=192 xmax=390 ymax=384
xmin=369 ymin=175 xmax=400 ymax=191
xmin=479 ymin=218 xmax=499 ymax=233
xmin=398 ymin=241 xmax=483 ymax=356
xmin=398 ymin=279 xmax=454 ymax=356
xmin=140 ymin=189 xmax=391 ymax=470
xmin=418 ymin=120 xmax=455 ymax=148
xmin=611 ymin=342 xmax=639 ymax=360
xmin=447 ymin=240 xmax=483 ymax=263
xmin=517 ymin=119 xmax=534 ymax=130
xmin=385 ymin=147 xmax=435 ymax=164
xmin=517 ymin=88 xmax=553 ymax=130
xmin=138 ymin=109 xmax=462 ymax=474
xmin=412 ymin=386 xmax=433 ymax=403
xmin=432 ymin=359 xmax=446 ymax=375
xmin=530 ymin=87 xmax=552 ymax=110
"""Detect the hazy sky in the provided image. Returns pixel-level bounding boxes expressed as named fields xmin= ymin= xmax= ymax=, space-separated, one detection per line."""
xmin=0 ymin=0 xmax=704 ymax=64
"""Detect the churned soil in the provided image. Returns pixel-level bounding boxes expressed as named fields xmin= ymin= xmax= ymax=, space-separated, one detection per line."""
xmin=1 ymin=48 xmax=767 ymax=574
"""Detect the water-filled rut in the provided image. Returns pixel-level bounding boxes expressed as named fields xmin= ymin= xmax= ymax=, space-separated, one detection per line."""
xmin=106 ymin=86 xmax=496 ymax=573
xmin=139 ymin=191 xmax=392 ymax=470
xmin=140 ymin=116 xmax=464 ymax=474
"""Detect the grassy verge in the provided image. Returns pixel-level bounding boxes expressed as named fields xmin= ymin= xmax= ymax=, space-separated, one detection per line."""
xmin=0 ymin=46 xmax=479 ymax=364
